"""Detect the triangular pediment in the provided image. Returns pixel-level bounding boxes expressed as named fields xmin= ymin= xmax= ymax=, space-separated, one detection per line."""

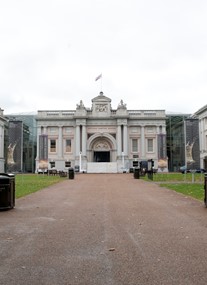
xmin=91 ymin=92 xmax=111 ymax=116
xmin=92 ymin=91 xmax=111 ymax=103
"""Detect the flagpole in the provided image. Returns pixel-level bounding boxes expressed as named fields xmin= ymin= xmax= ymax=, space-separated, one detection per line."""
xmin=95 ymin=73 xmax=102 ymax=92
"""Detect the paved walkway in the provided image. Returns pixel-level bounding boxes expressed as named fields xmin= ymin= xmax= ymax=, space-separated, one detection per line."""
xmin=0 ymin=174 xmax=207 ymax=285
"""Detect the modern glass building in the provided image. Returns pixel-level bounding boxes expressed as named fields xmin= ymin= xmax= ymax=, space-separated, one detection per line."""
xmin=5 ymin=114 xmax=37 ymax=173
xmin=166 ymin=114 xmax=200 ymax=172
xmin=0 ymin=108 xmax=8 ymax=172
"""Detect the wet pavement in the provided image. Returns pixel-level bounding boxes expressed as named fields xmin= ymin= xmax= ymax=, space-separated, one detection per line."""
xmin=0 ymin=173 xmax=207 ymax=285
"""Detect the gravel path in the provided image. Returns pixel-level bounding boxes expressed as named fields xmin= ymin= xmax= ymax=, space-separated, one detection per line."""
xmin=0 ymin=174 xmax=207 ymax=285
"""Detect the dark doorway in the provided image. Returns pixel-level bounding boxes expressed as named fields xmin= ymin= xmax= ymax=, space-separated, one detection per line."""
xmin=94 ymin=151 xmax=110 ymax=162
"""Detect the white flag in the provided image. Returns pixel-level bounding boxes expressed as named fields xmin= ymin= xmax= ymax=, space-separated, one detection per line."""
xmin=95 ymin=74 xmax=102 ymax=81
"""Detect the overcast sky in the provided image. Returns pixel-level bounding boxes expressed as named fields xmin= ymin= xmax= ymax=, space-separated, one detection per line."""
xmin=1 ymin=0 xmax=207 ymax=115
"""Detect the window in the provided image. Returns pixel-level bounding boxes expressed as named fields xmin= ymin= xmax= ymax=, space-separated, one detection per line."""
xmin=65 ymin=161 xmax=71 ymax=167
xmin=159 ymin=126 xmax=162 ymax=133
xmin=50 ymin=161 xmax=55 ymax=168
xmin=147 ymin=139 xmax=153 ymax=152
xmin=133 ymin=161 xmax=138 ymax=167
xmin=65 ymin=139 xmax=71 ymax=153
xmin=132 ymin=139 xmax=138 ymax=152
xmin=50 ymin=139 xmax=56 ymax=152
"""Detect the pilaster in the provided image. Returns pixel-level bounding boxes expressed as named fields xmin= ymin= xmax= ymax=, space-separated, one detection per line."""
xmin=82 ymin=125 xmax=87 ymax=156
xmin=141 ymin=126 xmax=145 ymax=158
xmin=117 ymin=125 xmax=122 ymax=156
xmin=36 ymin=127 xmax=41 ymax=160
xmin=75 ymin=125 xmax=80 ymax=156
xmin=58 ymin=126 xmax=63 ymax=158
xmin=123 ymin=125 xmax=128 ymax=156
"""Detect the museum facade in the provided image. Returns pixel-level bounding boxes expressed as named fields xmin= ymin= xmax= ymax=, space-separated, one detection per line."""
xmin=35 ymin=92 xmax=167 ymax=173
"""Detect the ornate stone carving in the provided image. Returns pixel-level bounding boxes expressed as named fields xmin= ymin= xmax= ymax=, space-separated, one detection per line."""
xmin=76 ymin=100 xmax=85 ymax=110
xmin=186 ymin=141 xmax=195 ymax=164
xmin=95 ymin=104 xmax=108 ymax=112
xmin=117 ymin=99 xmax=127 ymax=109
xmin=7 ymin=142 xmax=17 ymax=165
xmin=94 ymin=140 xmax=110 ymax=150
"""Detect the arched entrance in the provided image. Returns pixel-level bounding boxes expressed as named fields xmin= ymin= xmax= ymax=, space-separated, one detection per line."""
xmin=87 ymin=133 xmax=118 ymax=173
xmin=93 ymin=140 xmax=111 ymax=162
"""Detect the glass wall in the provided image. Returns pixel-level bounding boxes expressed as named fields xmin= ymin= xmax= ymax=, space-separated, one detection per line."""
xmin=6 ymin=115 xmax=37 ymax=173
xmin=166 ymin=114 xmax=200 ymax=172
xmin=166 ymin=114 xmax=189 ymax=172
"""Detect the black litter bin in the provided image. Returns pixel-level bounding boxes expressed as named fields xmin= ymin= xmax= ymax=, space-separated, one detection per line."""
xmin=134 ymin=167 xmax=140 ymax=179
xmin=68 ymin=167 xmax=75 ymax=179
xmin=0 ymin=173 xmax=15 ymax=210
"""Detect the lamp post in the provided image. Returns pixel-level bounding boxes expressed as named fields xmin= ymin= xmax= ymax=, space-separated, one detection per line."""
xmin=122 ymin=151 xmax=125 ymax=170
xmin=79 ymin=151 xmax=82 ymax=173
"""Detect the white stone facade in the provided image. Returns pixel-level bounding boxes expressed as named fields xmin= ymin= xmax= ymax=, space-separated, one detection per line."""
xmin=36 ymin=92 xmax=167 ymax=173
xmin=194 ymin=105 xmax=207 ymax=169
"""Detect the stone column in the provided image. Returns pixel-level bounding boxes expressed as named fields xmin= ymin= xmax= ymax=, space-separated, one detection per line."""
xmin=117 ymin=125 xmax=122 ymax=156
xmin=141 ymin=126 xmax=145 ymax=158
xmin=36 ymin=127 xmax=42 ymax=160
xmin=123 ymin=125 xmax=128 ymax=156
xmin=58 ymin=126 xmax=63 ymax=158
xmin=82 ymin=125 xmax=87 ymax=156
xmin=75 ymin=125 xmax=80 ymax=156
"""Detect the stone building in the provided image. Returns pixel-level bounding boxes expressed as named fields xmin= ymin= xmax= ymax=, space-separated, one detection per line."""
xmin=35 ymin=92 xmax=167 ymax=173
xmin=194 ymin=105 xmax=207 ymax=170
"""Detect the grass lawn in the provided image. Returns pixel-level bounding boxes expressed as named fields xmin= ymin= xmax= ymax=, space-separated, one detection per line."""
xmin=14 ymin=172 xmax=206 ymax=202
xmin=159 ymin=183 xmax=204 ymax=201
xmin=145 ymin=172 xmax=205 ymax=183
xmin=15 ymin=174 xmax=67 ymax=198
xmin=144 ymin=172 xmax=206 ymax=201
